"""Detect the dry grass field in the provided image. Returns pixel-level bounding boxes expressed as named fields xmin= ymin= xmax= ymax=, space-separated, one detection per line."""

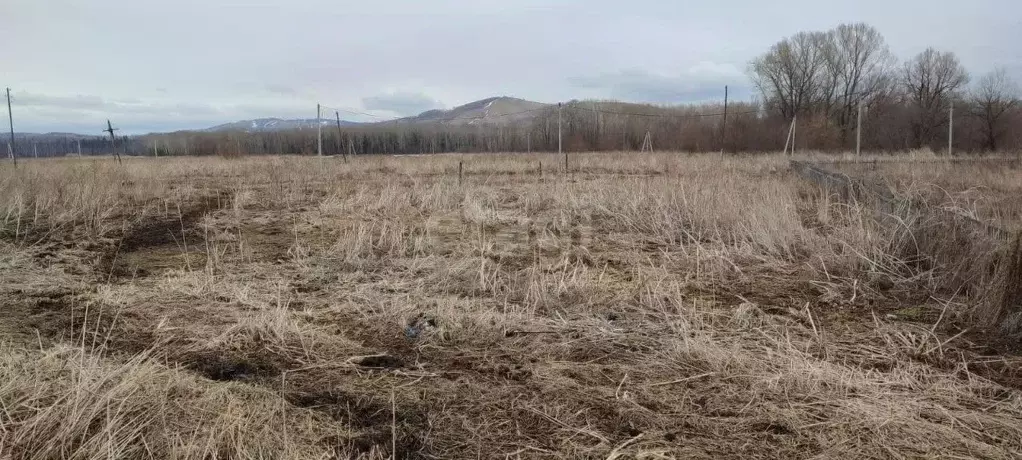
xmin=2 ymin=152 xmax=1022 ymax=459
xmin=828 ymin=156 xmax=1022 ymax=232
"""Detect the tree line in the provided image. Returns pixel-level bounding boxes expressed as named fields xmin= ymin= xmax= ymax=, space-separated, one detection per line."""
xmin=749 ymin=23 xmax=1019 ymax=152
xmin=8 ymin=23 xmax=1019 ymax=159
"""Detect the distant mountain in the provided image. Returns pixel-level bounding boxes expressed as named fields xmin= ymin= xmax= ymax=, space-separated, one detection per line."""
xmin=201 ymin=97 xmax=550 ymax=133
xmin=10 ymin=132 xmax=103 ymax=141
xmin=205 ymin=117 xmax=361 ymax=133
xmin=392 ymin=96 xmax=550 ymax=125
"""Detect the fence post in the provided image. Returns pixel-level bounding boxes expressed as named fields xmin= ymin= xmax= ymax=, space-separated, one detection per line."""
xmin=458 ymin=161 xmax=463 ymax=186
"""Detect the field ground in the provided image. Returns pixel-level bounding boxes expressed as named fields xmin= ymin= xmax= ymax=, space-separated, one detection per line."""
xmin=829 ymin=157 xmax=1022 ymax=231
xmin=2 ymin=152 xmax=1022 ymax=459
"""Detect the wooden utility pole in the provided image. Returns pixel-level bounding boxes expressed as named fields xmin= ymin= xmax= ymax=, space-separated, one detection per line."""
xmin=856 ymin=100 xmax=863 ymax=157
xmin=783 ymin=116 xmax=796 ymax=155
xmin=560 ymin=102 xmax=568 ymax=161
xmin=948 ymin=100 xmax=954 ymax=156
xmin=640 ymin=131 xmax=653 ymax=152
xmin=335 ymin=111 xmax=347 ymax=163
xmin=792 ymin=115 xmax=797 ymax=155
xmin=317 ymin=103 xmax=323 ymax=156
xmin=6 ymin=87 xmax=15 ymax=166
xmin=721 ymin=85 xmax=728 ymax=156
xmin=104 ymin=119 xmax=122 ymax=164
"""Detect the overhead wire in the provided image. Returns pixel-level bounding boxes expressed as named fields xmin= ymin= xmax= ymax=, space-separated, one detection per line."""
xmin=319 ymin=104 xmax=392 ymax=120
xmin=319 ymin=100 xmax=768 ymax=124
xmin=576 ymin=105 xmax=761 ymax=119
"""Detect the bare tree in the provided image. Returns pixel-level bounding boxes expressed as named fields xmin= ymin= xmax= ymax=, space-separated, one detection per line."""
xmin=827 ymin=23 xmax=895 ymax=144
xmin=901 ymin=48 xmax=970 ymax=148
xmin=968 ymin=68 xmax=1019 ymax=151
xmin=750 ymin=31 xmax=833 ymax=119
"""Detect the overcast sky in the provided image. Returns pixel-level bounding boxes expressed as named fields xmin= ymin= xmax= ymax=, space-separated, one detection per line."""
xmin=3 ymin=0 xmax=1020 ymax=134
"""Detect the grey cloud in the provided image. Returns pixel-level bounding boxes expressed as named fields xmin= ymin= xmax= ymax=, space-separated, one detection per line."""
xmin=14 ymin=93 xmax=108 ymax=110
xmin=265 ymin=84 xmax=297 ymax=96
xmin=361 ymin=92 xmax=445 ymax=116
xmin=13 ymin=92 xmax=220 ymax=116
xmin=7 ymin=91 xmax=317 ymax=134
xmin=4 ymin=0 xmax=1020 ymax=133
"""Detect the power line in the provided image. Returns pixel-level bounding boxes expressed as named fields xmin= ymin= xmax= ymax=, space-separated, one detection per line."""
xmin=575 ymin=105 xmax=761 ymax=119
xmin=319 ymin=104 xmax=392 ymax=120
xmin=323 ymin=104 xmax=552 ymax=124
xmin=323 ymin=100 xmax=762 ymax=125
xmin=445 ymin=106 xmax=551 ymax=122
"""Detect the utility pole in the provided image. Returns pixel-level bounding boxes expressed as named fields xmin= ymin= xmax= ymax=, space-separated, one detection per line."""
xmin=317 ymin=103 xmax=323 ymax=157
xmin=948 ymin=100 xmax=954 ymax=156
xmin=33 ymin=143 xmax=37 ymax=158
xmin=557 ymin=102 xmax=563 ymax=167
xmin=641 ymin=131 xmax=653 ymax=152
xmin=6 ymin=87 xmax=15 ymax=166
xmin=558 ymin=102 xmax=566 ymax=172
xmin=721 ymin=85 xmax=728 ymax=156
xmin=792 ymin=115 xmax=797 ymax=155
xmin=783 ymin=116 xmax=796 ymax=155
xmin=856 ymin=100 xmax=863 ymax=157
xmin=104 ymin=119 xmax=122 ymax=165
xmin=335 ymin=111 xmax=347 ymax=163
xmin=77 ymin=139 xmax=82 ymax=157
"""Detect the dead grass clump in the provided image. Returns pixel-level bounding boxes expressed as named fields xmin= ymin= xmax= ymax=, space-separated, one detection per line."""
xmin=978 ymin=232 xmax=1022 ymax=334
xmin=0 ymin=345 xmax=347 ymax=460
xmin=329 ymin=221 xmax=433 ymax=265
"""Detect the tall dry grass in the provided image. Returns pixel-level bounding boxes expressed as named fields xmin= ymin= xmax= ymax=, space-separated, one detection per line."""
xmin=0 ymin=344 xmax=349 ymax=459
xmin=2 ymin=152 xmax=1022 ymax=458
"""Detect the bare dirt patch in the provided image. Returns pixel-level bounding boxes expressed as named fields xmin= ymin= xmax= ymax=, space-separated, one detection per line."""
xmin=98 ymin=195 xmax=227 ymax=280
